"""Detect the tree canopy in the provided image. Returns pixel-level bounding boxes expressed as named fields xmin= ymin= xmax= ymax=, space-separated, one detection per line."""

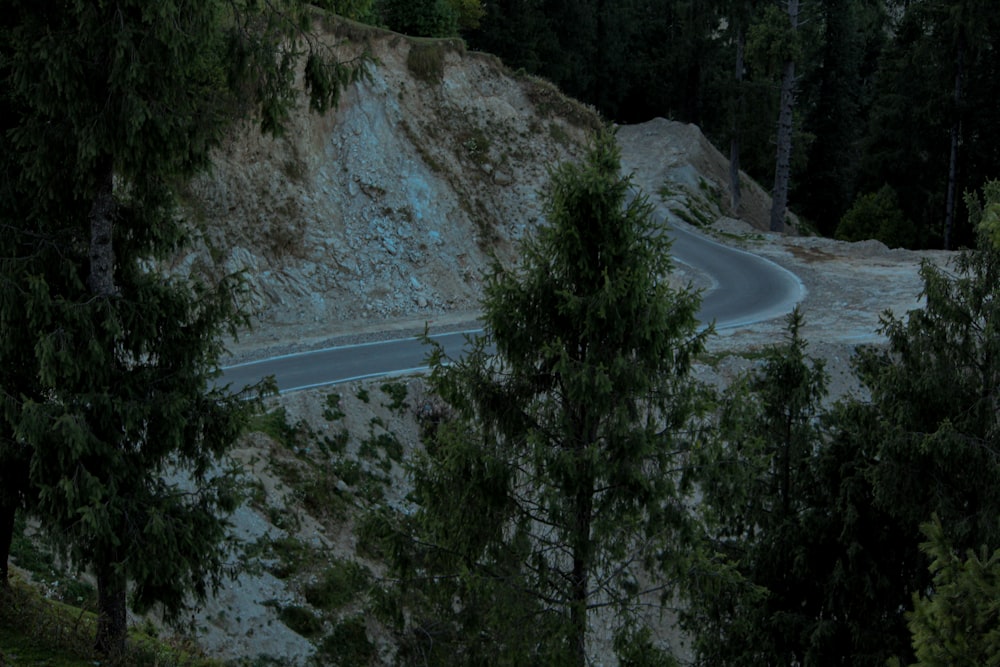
xmin=0 ymin=0 xmax=363 ymax=654
xmin=386 ymin=130 xmax=712 ymax=665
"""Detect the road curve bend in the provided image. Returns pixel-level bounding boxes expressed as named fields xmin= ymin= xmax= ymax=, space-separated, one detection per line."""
xmin=220 ymin=214 xmax=803 ymax=394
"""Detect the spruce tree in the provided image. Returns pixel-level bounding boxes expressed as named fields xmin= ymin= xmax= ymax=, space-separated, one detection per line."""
xmin=688 ymin=310 xmax=919 ymax=665
xmin=688 ymin=310 xmax=831 ymax=665
xmin=395 ymin=131 xmax=712 ymax=666
xmin=0 ymin=0 xmax=361 ymax=654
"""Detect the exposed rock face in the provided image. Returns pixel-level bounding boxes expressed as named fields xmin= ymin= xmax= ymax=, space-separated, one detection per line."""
xmin=174 ymin=24 xmax=600 ymax=351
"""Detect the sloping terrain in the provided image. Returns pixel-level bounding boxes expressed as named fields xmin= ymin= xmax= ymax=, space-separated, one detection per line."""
xmin=8 ymin=16 xmax=956 ymax=667
xmin=172 ymin=20 xmax=952 ymax=665
xmin=174 ymin=20 xmax=601 ymax=358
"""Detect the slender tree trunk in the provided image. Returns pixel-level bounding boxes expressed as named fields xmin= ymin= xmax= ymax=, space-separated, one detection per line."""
xmin=944 ymin=34 xmax=965 ymax=250
xmin=0 ymin=497 xmax=15 ymax=588
xmin=92 ymin=151 xmax=125 ymax=655
xmin=570 ymin=480 xmax=594 ymax=667
xmin=730 ymin=27 xmax=746 ymax=215
xmin=88 ymin=157 xmax=116 ymax=297
xmin=770 ymin=0 xmax=799 ymax=233
xmin=95 ymin=566 xmax=127 ymax=657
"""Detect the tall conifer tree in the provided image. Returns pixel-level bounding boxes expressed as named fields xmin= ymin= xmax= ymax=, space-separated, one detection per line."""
xmin=0 ymin=0 xmax=361 ymax=654
xmin=397 ymin=131 xmax=712 ymax=666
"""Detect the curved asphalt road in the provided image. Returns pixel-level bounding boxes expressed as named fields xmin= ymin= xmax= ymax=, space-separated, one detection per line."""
xmin=220 ymin=214 xmax=803 ymax=394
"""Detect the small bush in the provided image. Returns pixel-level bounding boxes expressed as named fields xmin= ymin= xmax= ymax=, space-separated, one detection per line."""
xmin=317 ymin=616 xmax=375 ymax=666
xmin=406 ymin=42 xmax=447 ymax=83
xmin=379 ymin=381 xmax=409 ymax=412
xmin=323 ymin=393 xmax=346 ymax=421
xmin=303 ymin=560 xmax=372 ymax=611
xmin=836 ymin=185 xmax=916 ymax=248
xmin=278 ymin=605 xmax=324 ymax=638
xmin=381 ymin=0 xmax=458 ymax=37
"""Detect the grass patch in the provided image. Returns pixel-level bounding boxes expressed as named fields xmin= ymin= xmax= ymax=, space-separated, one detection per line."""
xmin=672 ymin=202 xmax=715 ymax=228
xmin=406 ymin=42 xmax=447 ymax=84
xmin=323 ymin=392 xmax=346 ymax=421
xmin=458 ymin=129 xmax=491 ymax=166
xmin=263 ymin=535 xmax=313 ymax=579
xmin=0 ymin=581 xmax=217 ymax=666
xmin=249 ymin=407 xmax=308 ymax=448
xmin=9 ymin=517 xmax=97 ymax=609
xmin=379 ymin=381 xmax=409 ymax=413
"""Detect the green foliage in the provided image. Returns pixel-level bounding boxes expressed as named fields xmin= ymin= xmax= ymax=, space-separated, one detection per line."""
xmin=277 ymin=604 xmax=325 ymax=638
xmin=855 ymin=239 xmax=1000 ymax=552
xmin=322 ymin=392 xmax=346 ymax=422
xmin=0 ymin=0 xmax=370 ymax=653
xmin=688 ymin=310 xmax=837 ymax=665
xmin=379 ymin=0 xmax=459 ymax=37
xmin=447 ymin=0 xmax=485 ymax=31
xmin=406 ymin=42 xmax=450 ymax=84
xmin=390 ymin=131 xmax=712 ymax=665
xmin=379 ymin=381 xmax=409 ymax=412
xmin=836 ymin=185 xmax=916 ymax=248
xmin=0 ymin=580 xmax=220 ymax=666
xmin=965 ymin=179 xmax=1000 ymax=249
xmin=315 ymin=0 xmax=380 ymax=23
xmin=747 ymin=4 xmax=802 ymax=75
xmin=303 ymin=559 xmax=372 ymax=611
xmin=317 ymin=615 xmax=376 ymax=666
xmin=906 ymin=516 xmax=1000 ymax=666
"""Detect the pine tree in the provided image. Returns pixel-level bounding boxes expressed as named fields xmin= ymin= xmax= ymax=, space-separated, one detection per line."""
xmin=688 ymin=310 xmax=920 ymax=665
xmin=688 ymin=309 xmax=831 ymax=665
xmin=905 ymin=516 xmax=1000 ymax=667
xmin=747 ymin=0 xmax=804 ymax=233
xmin=395 ymin=131 xmax=712 ymax=666
xmin=0 ymin=0 xmax=362 ymax=654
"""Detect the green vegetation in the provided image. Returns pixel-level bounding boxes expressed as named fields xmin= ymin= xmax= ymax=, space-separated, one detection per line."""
xmin=276 ymin=604 xmax=325 ymax=638
xmin=303 ymin=559 xmax=372 ymax=611
xmin=467 ymin=0 xmax=1000 ymax=248
xmin=836 ymin=184 xmax=916 ymax=248
xmin=0 ymin=581 xmax=219 ymax=666
xmin=379 ymin=382 xmax=409 ymax=412
xmin=406 ymin=41 xmax=450 ymax=83
xmin=316 ymin=616 xmax=376 ymax=666
xmin=384 ymin=132 xmax=711 ymax=666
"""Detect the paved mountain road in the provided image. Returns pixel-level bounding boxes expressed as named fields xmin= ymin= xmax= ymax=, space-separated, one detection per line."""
xmin=220 ymin=214 xmax=804 ymax=394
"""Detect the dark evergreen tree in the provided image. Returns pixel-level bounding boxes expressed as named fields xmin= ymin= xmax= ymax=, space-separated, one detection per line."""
xmin=688 ymin=310 xmax=920 ymax=665
xmin=794 ymin=0 xmax=864 ymax=235
xmin=860 ymin=0 xmax=1000 ymax=248
xmin=0 ymin=0 xmax=361 ymax=654
xmin=688 ymin=310 xmax=830 ymax=665
xmin=391 ymin=131 xmax=712 ymax=666
xmin=905 ymin=516 xmax=1000 ymax=667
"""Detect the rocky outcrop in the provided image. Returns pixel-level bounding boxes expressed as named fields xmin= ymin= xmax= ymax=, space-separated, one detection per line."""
xmin=175 ymin=22 xmax=600 ymax=347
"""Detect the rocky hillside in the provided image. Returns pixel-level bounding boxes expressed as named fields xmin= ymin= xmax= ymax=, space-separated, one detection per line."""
xmin=175 ymin=18 xmax=602 ymax=355
xmin=8 ymin=15 xmax=954 ymax=667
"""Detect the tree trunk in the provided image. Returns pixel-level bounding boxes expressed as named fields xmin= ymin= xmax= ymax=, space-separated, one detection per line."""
xmin=88 ymin=157 xmax=116 ymax=297
xmin=770 ymin=0 xmax=799 ymax=233
xmin=0 ymin=497 xmax=15 ymax=588
xmin=730 ymin=27 xmax=746 ymax=215
xmin=95 ymin=566 xmax=127 ymax=657
xmin=570 ymin=481 xmax=594 ymax=667
xmin=944 ymin=34 xmax=965 ymax=250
